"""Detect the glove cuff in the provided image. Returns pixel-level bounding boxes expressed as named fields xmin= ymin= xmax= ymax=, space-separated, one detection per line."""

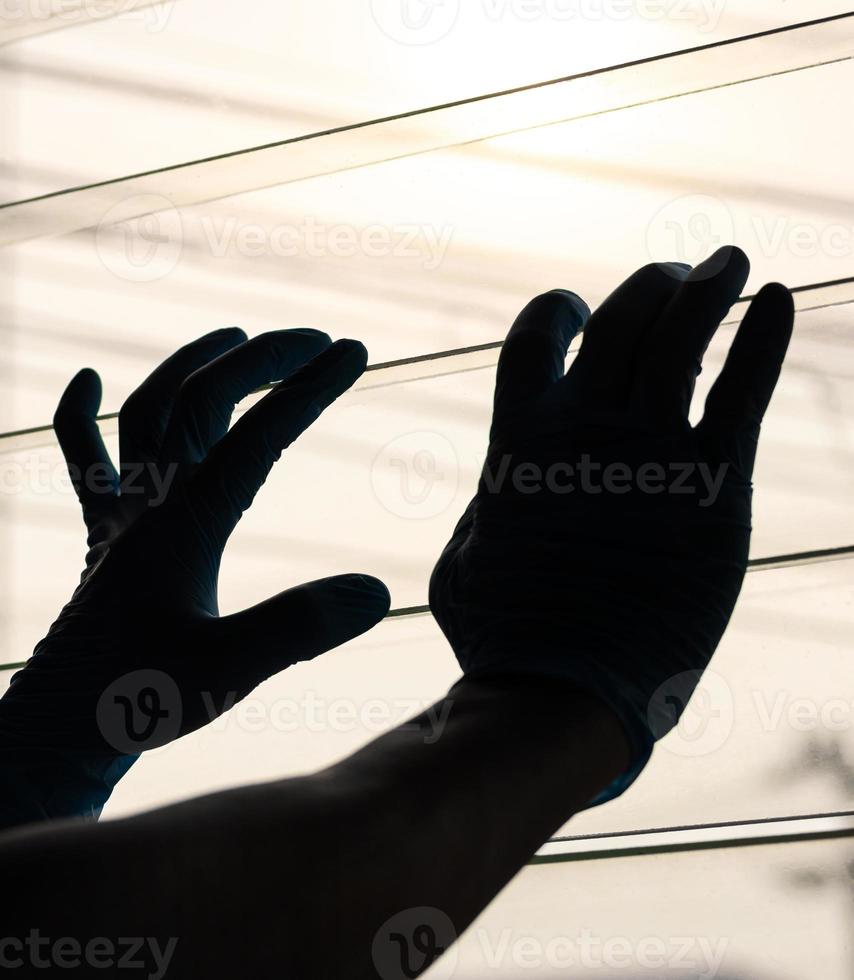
xmin=462 ymin=653 xmax=654 ymax=810
xmin=0 ymin=744 xmax=136 ymax=832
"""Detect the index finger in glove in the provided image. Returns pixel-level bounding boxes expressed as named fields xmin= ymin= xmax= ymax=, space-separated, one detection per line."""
xmin=566 ymin=262 xmax=690 ymax=410
xmin=160 ymin=329 xmax=332 ymax=467
xmin=181 ymin=339 xmax=368 ymax=551
xmin=119 ymin=327 xmax=247 ymax=468
xmin=634 ymin=246 xmax=750 ymax=422
xmin=492 ymin=290 xmax=590 ymax=432
xmin=54 ymin=368 xmax=118 ymax=518
xmin=697 ymin=282 xmax=794 ymax=476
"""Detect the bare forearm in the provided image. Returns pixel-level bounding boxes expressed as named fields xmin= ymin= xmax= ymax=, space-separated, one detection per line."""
xmin=0 ymin=677 xmax=628 ymax=978
xmin=319 ymin=676 xmax=630 ymax=960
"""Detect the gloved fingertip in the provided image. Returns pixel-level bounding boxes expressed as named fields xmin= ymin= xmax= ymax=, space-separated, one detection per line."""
xmin=74 ymin=366 xmax=101 ymax=385
xmin=692 ymin=245 xmax=750 ymax=283
xmin=287 ymin=327 xmax=333 ymax=347
xmin=333 ymin=338 xmax=369 ymax=365
xmin=546 ymin=289 xmax=592 ymax=328
xmin=213 ymin=326 xmax=249 ymax=345
xmin=203 ymin=327 xmax=249 ymax=356
xmin=278 ymin=575 xmax=391 ymax=659
xmin=758 ymin=281 xmax=795 ymax=310
xmin=334 ymin=573 xmax=392 ymax=618
xmin=723 ymin=244 xmax=750 ymax=267
xmin=57 ymin=368 xmax=102 ymax=418
xmin=313 ymin=339 xmax=370 ymax=388
xmin=653 ymin=262 xmax=692 ymax=283
xmin=256 ymin=328 xmax=335 ymax=381
xmin=743 ymin=282 xmax=795 ymax=343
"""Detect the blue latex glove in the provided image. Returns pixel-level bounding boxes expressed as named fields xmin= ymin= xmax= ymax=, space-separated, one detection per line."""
xmin=0 ymin=329 xmax=390 ymax=830
xmin=430 ymin=248 xmax=794 ymax=805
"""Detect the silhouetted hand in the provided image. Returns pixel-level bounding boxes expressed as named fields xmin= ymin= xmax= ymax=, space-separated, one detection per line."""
xmin=0 ymin=329 xmax=390 ymax=827
xmin=430 ymin=247 xmax=793 ymax=802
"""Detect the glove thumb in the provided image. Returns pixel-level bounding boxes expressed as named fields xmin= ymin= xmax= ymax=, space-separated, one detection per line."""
xmin=215 ymin=574 xmax=391 ymax=689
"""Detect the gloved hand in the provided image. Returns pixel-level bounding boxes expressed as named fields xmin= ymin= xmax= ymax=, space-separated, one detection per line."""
xmin=0 ymin=329 xmax=390 ymax=829
xmin=430 ymin=247 xmax=793 ymax=805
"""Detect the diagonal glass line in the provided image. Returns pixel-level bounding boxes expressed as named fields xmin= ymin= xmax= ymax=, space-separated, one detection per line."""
xmin=1 ymin=14 xmax=852 ymax=244
xmin=533 ymin=811 xmax=854 ymax=863
xmin=550 ymin=808 xmax=854 ymax=845
xmin=5 ymin=10 xmax=852 ymax=209
xmin=385 ymin=545 xmax=854 ymax=621
xmin=2 ymin=547 xmax=852 ymax=674
xmin=747 ymin=544 xmax=854 ymax=570
xmin=0 ymin=277 xmax=851 ymax=453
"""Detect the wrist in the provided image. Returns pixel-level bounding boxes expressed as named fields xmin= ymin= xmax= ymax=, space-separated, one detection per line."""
xmin=451 ymin=667 xmax=649 ymax=809
xmin=0 ymin=739 xmax=136 ymax=831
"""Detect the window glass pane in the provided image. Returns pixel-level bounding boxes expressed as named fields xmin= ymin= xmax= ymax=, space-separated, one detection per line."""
xmin=430 ymin=835 xmax=853 ymax=978
xmin=1 ymin=0 xmax=851 ymax=865
xmin=3 ymin=3 xmax=850 ymax=200
xmin=2 ymin=49 xmax=852 ymax=431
